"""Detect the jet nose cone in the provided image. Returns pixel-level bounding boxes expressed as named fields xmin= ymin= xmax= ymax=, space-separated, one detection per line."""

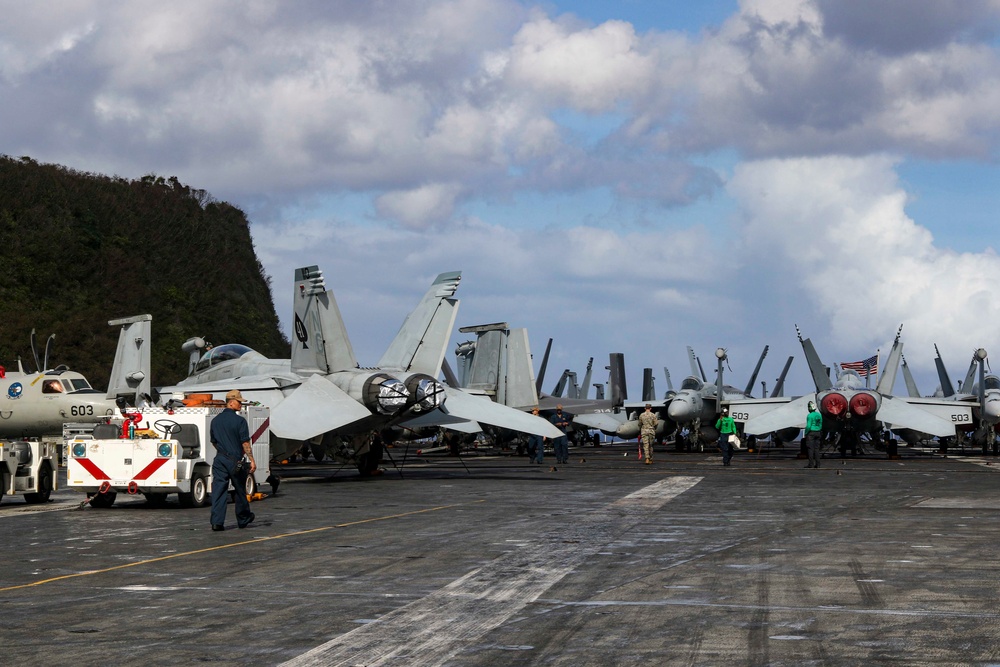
xmin=667 ymin=397 xmax=694 ymax=422
xmin=984 ymin=397 xmax=1000 ymax=421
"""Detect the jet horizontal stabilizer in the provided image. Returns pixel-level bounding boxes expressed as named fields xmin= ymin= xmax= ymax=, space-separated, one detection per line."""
xmin=877 ymin=396 xmax=959 ymax=438
xmin=441 ymin=387 xmax=563 ymax=438
xmin=400 ymin=410 xmax=482 ymax=434
xmin=741 ymin=395 xmax=815 ymax=435
xmin=269 ymin=374 xmax=372 ymax=441
xmin=572 ymin=412 xmax=624 ymax=433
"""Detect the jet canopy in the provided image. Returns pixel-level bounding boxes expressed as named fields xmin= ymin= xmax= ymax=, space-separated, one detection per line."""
xmin=193 ymin=344 xmax=260 ymax=373
xmin=835 ymin=369 xmax=864 ymax=388
xmin=40 ymin=374 xmax=95 ymax=394
xmin=680 ymin=377 xmax=703 ymax=391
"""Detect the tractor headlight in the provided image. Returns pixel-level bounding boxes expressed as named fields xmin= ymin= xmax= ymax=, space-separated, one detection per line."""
xmin=72 ymin=442 xmax=87 ymax=458
xmin=157 ymin=443 xmax=173 ymax=458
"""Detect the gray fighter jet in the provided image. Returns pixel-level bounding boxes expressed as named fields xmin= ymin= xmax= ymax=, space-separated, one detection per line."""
xmin=616 ymin=345 xmax=783 ymax=450
xmin=905 ymin=346 xmax=997 ymax=451
xmin=110 ymin=267 xmax=561 ymax=473
xmin=452 ymin=324 xmax=627 ymax=438
xmin=735 ymin=327 xmax=972 ymax=447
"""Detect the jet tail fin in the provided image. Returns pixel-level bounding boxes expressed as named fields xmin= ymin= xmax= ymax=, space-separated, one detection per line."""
xmin=106 ymin=314 xmax=152 ymax=405
xmin=743 ymin=345 xmax=769 ymax=397
xmin=875 ymin=333 xmax=903 ymax=395
xmin=686 ymin=346 xmax=698 ymax=379
xmin=933 ymin=344 xmax=955 ymax=396
xmin=502 ymin=328 xmax=538 ymax=408
xmin=642 ymin=368 xmax=655 ymax=401
xmin=579 ymin=358 xmax=593 ymax=400
xmin=454 ymin=323 xmax=538 ymax=409
xmin=291 ymin=266 xmax=358 ymax=375
xmin=770 ymin=356 xmax=794 ymax=397
xmin=535 ymin=338 xmax=552 ymax=396
xmin=441 ymin=357 xmax=462 ymax=388
xmin=960 ymin=352 xmax=978 ymax=394
xmin=798 ymin=329 xmax=832 ymax=391
xmin=901 ymin=355 xmax=921 ymax=397
xmin=609 ymin=352 xmax=627 ymax=408
xmin=551 ymin=370 xmax=570 ymax=397
xmin=377 ymin=271 xmax=461 ymax=374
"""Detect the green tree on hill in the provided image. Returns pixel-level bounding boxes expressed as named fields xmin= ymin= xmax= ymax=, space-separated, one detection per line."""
xmin=0 ymin=155 xmax=289 ymax=387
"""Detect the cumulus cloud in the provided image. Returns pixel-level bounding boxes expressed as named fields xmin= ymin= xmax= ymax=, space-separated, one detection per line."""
xmin=817 ymin=0 xmax=1000 ymax=55
xmin=375 ymin=183 xmax=463 ymax=229
xmin=730 ymin=155 xmax=1000 ymax=383
xmin=251 ymin=213 xmax=729 ymax=376
xmin=506 ymin=17 xmax=654 ymax=112
xmin=666 ymin=0 xmax=1000 ymax=158
xmin=3 ymin=1 xmax=1000 ymax=393
xmin=3 ymin=0 xmax=999 ymax=225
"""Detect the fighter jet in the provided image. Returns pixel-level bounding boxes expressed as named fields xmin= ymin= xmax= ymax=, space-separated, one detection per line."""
xmin=907 ymin=346 xmax=997 ymax=451
xmin=0 ymin=329 xmax=117 ymax=438
xmin=616 ymin=345 xmax=781 ymax=450
xmin=736 ymin=327 xmax=972 ymax=447
xmin=115 ymin=267 xmax=561 ymax=473
xmin=452 ymin=324 xmax=627 ymax=439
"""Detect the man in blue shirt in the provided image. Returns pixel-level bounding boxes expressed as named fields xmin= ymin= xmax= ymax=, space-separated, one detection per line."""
xmin=549 ymin=405 xmax=571 ymax=465
xmin=209 ymin=389 xmax=257 ymax=531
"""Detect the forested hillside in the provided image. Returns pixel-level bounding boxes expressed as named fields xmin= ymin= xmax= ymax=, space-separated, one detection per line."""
xmin=0 ymin=155 xmax=289 ymax=388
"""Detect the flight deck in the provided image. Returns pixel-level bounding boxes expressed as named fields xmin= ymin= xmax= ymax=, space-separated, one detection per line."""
xmin=2 ymin=443 xmax=1000 ymax=666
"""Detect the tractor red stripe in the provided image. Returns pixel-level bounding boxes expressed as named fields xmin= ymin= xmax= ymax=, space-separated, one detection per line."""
xmin=251 ymin=418 xmax=270 ymax=444
xmin=132 ymin=457 xmax=170 ymax=481
xmin=76 ymin=458 xmax=110 ymax=481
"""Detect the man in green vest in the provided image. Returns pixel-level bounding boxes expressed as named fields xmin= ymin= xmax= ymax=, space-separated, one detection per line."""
xmin=804 ymin=401 xmax=824 ymax=468
xmin=715 ymin=408 xmax=738 ymax=466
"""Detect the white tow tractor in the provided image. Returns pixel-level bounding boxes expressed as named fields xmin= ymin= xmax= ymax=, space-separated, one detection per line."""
xmin=0 ymin=440 xmax=57 ymax=504
xmin=66 ymin=405 xmax=271 ymax=508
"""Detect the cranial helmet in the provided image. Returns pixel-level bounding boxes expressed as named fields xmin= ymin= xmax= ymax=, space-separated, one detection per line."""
xmin=808 ymin=401 xmax=816 ymax=411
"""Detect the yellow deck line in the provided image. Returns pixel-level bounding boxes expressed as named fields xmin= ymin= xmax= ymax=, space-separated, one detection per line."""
xmin=0 ymin=500 xmax=484 ymax=592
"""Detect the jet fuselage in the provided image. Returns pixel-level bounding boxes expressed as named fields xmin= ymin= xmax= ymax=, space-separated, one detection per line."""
xmin=0 ymin=369 xmax=117 ymax=438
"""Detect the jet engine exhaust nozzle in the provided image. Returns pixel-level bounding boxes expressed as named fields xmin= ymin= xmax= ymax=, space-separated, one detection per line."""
xmin=848 ymin=392 xmax=879 ymax=419
xmin=820 ymin=392 xmax=848 ymax=419
xmin=363 ymin=373 xmax=410 ymax=415
xmin=405 ymin=374 xmax=446 ymax=413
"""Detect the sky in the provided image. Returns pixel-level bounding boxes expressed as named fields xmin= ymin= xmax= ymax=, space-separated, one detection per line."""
xmin=2 ymin=0 xmax=1000 ymax=399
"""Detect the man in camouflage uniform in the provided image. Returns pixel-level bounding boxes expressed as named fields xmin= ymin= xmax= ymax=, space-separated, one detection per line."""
xmin=638 ymin=403 xmax=659 ymax=465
